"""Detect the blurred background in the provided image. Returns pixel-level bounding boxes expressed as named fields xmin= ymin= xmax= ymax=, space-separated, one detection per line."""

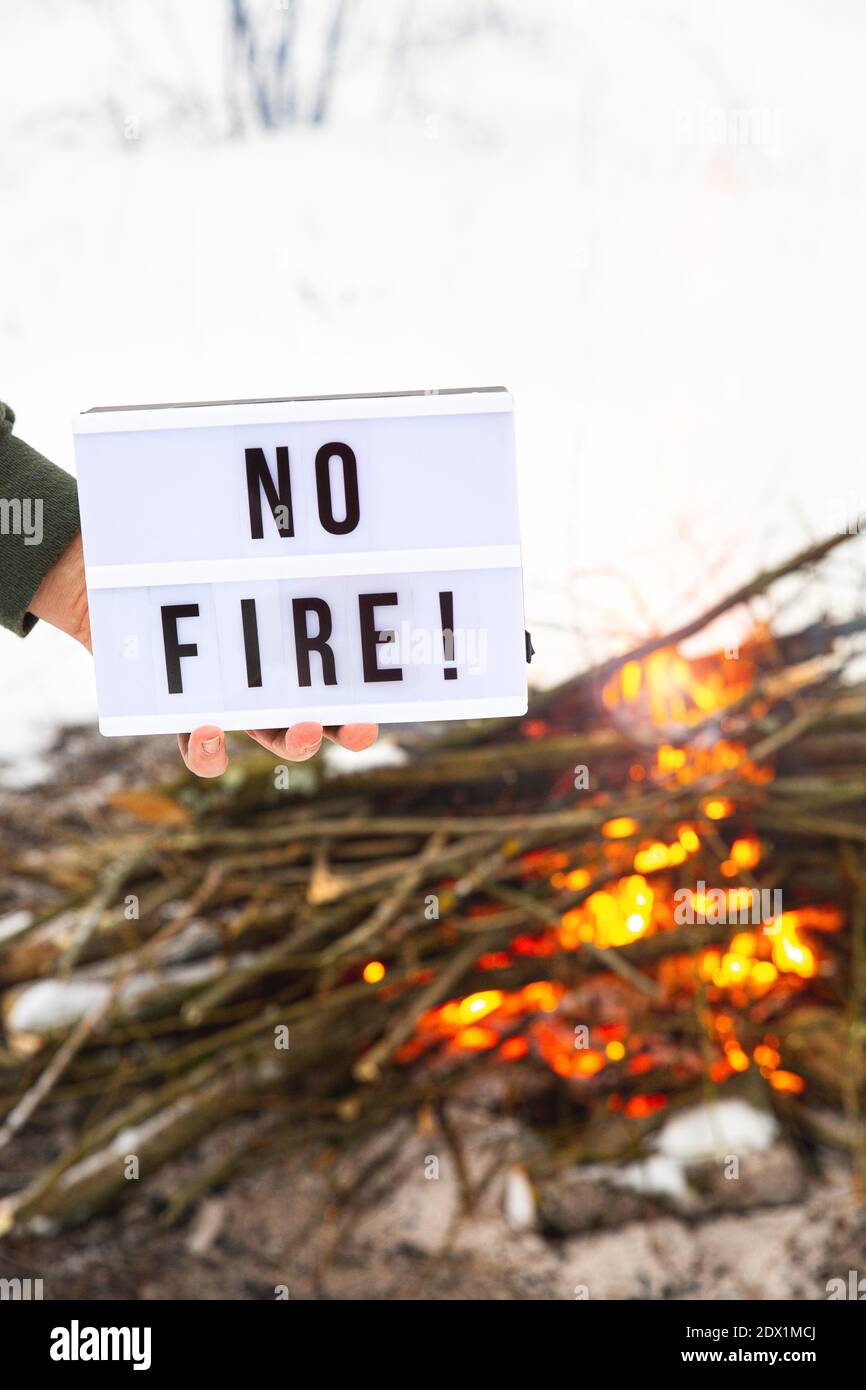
xmin=2 ymin=0 xmax=866 ymax=776
xmin=1 ymin=0 xmax=866 ymax=1303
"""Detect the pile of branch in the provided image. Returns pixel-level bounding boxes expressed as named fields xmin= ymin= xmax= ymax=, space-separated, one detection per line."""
xmin=1 ymin=532 xmax=865 ymax=1232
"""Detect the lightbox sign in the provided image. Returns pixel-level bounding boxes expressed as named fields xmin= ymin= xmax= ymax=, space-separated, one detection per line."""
xmin=73 ymin=388 xmax=527 ymax=735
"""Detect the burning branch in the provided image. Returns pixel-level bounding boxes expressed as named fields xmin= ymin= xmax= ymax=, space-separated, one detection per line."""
xmin=1 ymin=533 xmax=865 ymax=1231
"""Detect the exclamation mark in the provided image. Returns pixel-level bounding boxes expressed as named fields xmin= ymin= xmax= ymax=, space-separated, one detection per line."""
xmin=439 ymin=591 xmax=457 ymax=680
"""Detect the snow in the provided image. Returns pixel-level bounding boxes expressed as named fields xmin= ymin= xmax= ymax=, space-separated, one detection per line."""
xmin=6 ymin=978 xmax=110 ymax=1034
xmin=653 ymin=1097 xmax=779 ymax=1162
xmin=55 ymin=1093 xmax=206 ymax=1194
xmin=2 ymin=0 xmax=866 ymax=778
xmin=503 ymin=1164 xmax=537 ymax=1232
xmin=4 ymin=956 xmax=236 ymax=1035
xmin=324 ymin=735 xmax=408 ymax=775
xmin=611 ymin=1153 xmax=691 ymax=1204
xmin=600 ymin=1098 xmax=779 ymax=1202
xmin=0 ymin=909 xmax=32 ymax=943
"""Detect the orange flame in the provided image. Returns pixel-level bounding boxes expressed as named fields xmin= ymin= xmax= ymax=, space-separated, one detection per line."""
xmin=602 ymin=647 xmax=753 ymax=731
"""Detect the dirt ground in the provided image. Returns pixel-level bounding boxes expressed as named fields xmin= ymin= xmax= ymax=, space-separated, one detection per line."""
xmin=1 ymin=1104 xmax=863 ymax=1301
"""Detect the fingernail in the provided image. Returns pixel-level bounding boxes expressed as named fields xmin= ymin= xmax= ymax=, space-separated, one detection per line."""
xmin=202 ymin=736 xmax=221 ymax=755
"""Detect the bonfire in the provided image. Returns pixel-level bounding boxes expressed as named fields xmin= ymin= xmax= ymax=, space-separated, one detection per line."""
xmin=0 ymin=531 xmax=864 ymax=1231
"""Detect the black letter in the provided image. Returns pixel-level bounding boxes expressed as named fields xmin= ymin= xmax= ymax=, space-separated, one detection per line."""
xmin=241 ymin=598 xmax=262 ymax=687
xmin=315 ymin=442 xmax=360 ymax=535
xmin=359 ymin=592 xmax=402 ymax=682
xmin=292 ymin=598 xmax=337 ymax=686
xmin=161 ymin=604 xmax=199 ymax=695
xmin=245 ymin=446 xmax=294 ymax=539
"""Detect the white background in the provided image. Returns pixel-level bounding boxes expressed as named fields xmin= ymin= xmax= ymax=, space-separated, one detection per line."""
xmin=1 ymin=0 xmax=866 ymax=773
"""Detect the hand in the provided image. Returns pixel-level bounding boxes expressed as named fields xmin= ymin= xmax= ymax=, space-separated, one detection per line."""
xmin=30 ymin=533 xmax=379 ymax=778
xmin=176 ymin=719 xmax=378 ymax=777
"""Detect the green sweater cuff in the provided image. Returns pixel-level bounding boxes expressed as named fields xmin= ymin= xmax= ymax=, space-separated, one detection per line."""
xmin=0 ymin=401 xmax=81 ymax=637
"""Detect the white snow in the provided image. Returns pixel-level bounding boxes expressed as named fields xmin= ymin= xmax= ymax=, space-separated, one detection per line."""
xmin=4 ymin=954 xmax=238 ymax=1034
xmin=6 ymin=978 xmax=110 ymax=1034
xmin=600 ymin=1098 xmax=779 ymax=1202
xmin=653 ymin=1097 xmax=779 ymax=1163
xmin=324 ymin=735 xmax=408 ymax=775
xmin=503 ymin=1164 xmax=537 ymax=1232
xmin=55 ymin=1092 xmax=208 ymax=1193
xmin=2 ymin=1 xmax=866 ymax=777
xmin=0 ymin=909 xmax=32 ymax=943
xmin=610 ymin=1153 xmax=691 ymax=1204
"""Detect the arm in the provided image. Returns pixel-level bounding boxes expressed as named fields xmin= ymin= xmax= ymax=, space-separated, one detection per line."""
xmin=0 ymin=401 xmax=82 ymax=637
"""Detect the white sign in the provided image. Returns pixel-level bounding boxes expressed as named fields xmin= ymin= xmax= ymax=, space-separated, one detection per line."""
xmin=73 ymin=389 xmax=527 ymax=736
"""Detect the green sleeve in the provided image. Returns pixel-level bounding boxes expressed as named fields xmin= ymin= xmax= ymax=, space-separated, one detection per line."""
xmin=0 ymin=401 xmax=81 ymax=636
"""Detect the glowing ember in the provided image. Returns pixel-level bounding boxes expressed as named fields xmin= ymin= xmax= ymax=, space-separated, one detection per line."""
xmin=559 ymin=874 xmax=654 ymax=950
xmin=602 ymin=646 xmax=753 ymax=730
xmin=412 ymin=982 xmax=567 ymax=1062
xmin=511 ymin=933 xmax=557 ymax=957
xmin=362 ymin=960 xmax=386 ymax=984
xmin=516 ymin=981 xmax=562 ymax=1013
xmin=633 ymin=837 xmax=690 ymax=873
xmin=625 ymin=1093 xmax=667 ymax=1119
xmin=550 ymin=866 xmax=592 ymax=892
xmin=724 ymin=1042 xmax=750 ymax=1072
xmin=535 ymin=1020 xmax=605 ymax=1079
xmin=659 ymin=741 xmax=772 ymax=787
xmin=453 ymin=1025 xmax=499 ymax=1051
xmin=769 ymin=1070 xmax=806 ymax=1094
xmin=456 ymin=990 xmax=503 ymax=1025
xmin=521 ymin=848 xmax=569 ymax=877
xmin=477 ymin=950 xmax=511 ymax=971
xmin=678 ymin=825 xmax=701 ymax=852
xmin=602 ymin=817 xmax=639 ymax=840
xmin=654 ymin=903 xmax=830 ymax=997
xmin=769 ymin=913 xmax=817 ymax=978
xmin=754 ymin=1044 xmax=781 ymax=1071
xmin=731 ymin=836 xmax=761 ymax=869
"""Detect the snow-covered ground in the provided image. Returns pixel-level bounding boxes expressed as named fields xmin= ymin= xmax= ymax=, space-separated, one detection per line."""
xmin=2 ymin=0 xmax=866 ymax=778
